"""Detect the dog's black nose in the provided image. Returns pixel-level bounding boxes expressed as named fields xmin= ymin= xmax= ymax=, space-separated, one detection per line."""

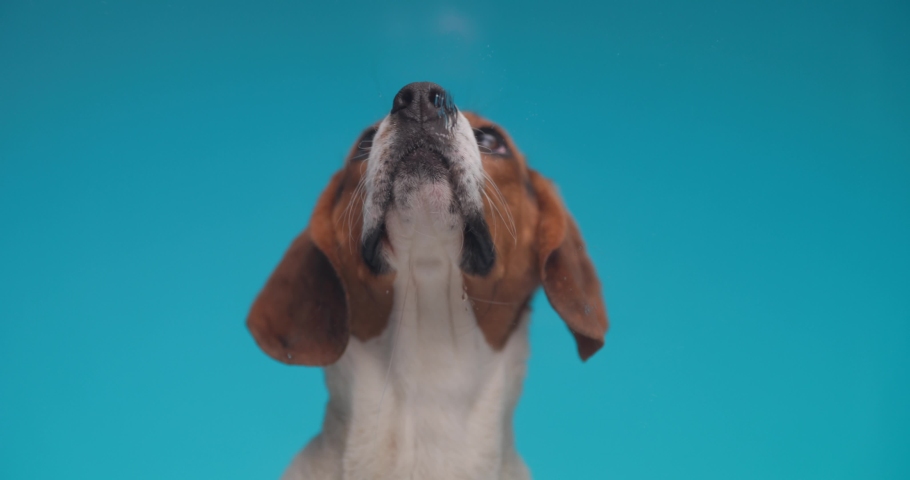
xmin=390 ymin=82 xmax=456 ymax=125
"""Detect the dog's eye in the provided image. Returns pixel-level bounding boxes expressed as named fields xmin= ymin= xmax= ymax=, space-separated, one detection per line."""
xmin=474 ymin=127 xmax=510 ymax=156
xmin=352 ymin=128 xmax=377 ymax=161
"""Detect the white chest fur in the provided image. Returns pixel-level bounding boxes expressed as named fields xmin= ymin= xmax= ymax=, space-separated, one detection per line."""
xmin=282 ymin=201 xmax=531 ymax=480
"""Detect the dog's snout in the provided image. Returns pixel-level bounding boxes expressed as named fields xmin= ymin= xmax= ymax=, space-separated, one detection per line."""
xmin=390 ymin=82 xmax=455 ymax=125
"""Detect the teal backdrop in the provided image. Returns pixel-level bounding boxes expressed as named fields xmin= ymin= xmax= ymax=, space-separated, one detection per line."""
xmin=1 ymin=1 xmax=908 ymax=478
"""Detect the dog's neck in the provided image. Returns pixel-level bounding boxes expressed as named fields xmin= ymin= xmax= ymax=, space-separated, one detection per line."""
xmin=288 ymin=207 xmax=531 ymax=480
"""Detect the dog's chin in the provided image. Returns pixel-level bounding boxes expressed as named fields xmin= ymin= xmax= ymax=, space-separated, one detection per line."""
xmin=361 ymin=178 xmax=496 ymax=277
xmin=393 ymin=180 xmax=456 ymax=219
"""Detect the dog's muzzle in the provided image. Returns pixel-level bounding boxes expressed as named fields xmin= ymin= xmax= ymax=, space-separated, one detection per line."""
xmin=361 ymin=82 xmax=496 ymax=277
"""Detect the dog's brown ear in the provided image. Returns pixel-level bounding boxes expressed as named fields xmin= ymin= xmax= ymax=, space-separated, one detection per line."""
xmin=247 ymin=172 xmax=349 ymax=366
xmin=529 ymin=170 xmax=609 ymax=361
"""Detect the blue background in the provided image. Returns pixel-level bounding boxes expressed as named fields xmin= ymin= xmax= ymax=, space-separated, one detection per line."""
xmin=1 ymin=1 xmax=908 ymax=478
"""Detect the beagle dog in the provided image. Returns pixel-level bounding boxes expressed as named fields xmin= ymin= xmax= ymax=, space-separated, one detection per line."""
xmin=248 ymin=82 xmax=609 ymax=480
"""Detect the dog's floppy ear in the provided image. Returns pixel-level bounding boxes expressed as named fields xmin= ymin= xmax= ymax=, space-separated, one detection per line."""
xmin=529 ymin=169 xmax=609 ymax=361
xmin=247 ymin=172 xmax=349 ymax=366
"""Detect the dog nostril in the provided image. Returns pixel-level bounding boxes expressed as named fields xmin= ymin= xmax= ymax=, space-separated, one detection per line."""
xmin=391 ymin=88 xmax=414 ymax=115
xmin=428 ymin=88 xmax=443 ymax=107
xmin=427 ymin=86 xmax=455 ymax=116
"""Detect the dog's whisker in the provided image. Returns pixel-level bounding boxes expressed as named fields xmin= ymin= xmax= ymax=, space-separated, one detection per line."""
xmin=480 ymin=173 xmax=516 ymax=243
xmin=465 ymin=295 xmax=523 ymax=306
xmin=486 ymin=174 xmax=516 ymax=240
xmin=341 ymin=181 xmax=359 ymax=242
xmin=350 ymin=188 xmax=366 ymax=243
xmin=480 ymin=188 xmax=500 ymax=240
xmin=343 ymin=176 xmax=368 ymax=253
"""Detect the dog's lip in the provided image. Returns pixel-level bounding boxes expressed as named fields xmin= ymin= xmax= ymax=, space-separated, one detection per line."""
xmin=398 ymin=144 xmax=450 ymax=168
